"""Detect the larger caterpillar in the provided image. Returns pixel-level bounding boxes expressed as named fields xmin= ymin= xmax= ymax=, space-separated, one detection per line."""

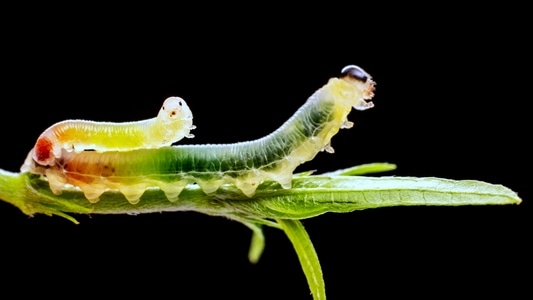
xmin=24 ymin=96 xmax=195 ymax=167
xmin=22 ymin=65 xmax=375 ymax=204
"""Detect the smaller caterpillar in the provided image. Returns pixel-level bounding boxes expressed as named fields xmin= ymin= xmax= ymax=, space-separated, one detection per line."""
xmin=26 ymin=96 xmax=195 ymax=167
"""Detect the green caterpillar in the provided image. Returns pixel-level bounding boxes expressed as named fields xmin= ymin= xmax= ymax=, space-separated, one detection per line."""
xmin=22 ymin=65 xmax=375 ymax=204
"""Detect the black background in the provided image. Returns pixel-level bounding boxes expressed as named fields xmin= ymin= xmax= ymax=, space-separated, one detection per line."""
xmin=0 ymin=8 xmax=529 ymax=299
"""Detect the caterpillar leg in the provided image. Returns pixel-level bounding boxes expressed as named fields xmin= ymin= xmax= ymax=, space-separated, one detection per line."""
xmin=118 ymin=185 xmax=150 ymax=204
xmin=321 ymin=143 xmax=335 ymax=154
xmin=341 ymin=120 xmax=354 ymax=129
xmin=185 ymin=125 xmax=197 ymax=139
xmin=83 ymin=190 xmax=105 ymax=203
xmin=44 ymin=169 xmax=68 ymax=195
xmin=160 ymin=182 xmax=189 ymax=202
xmin=354 ymin=101 xmax=374 ymax=111
xmin=196 ymin=178 xmax=226 ymax=195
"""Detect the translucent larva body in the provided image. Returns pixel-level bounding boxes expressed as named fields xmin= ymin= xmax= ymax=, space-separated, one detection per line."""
xmin=27 ymin=97 xmax=195 ymax=167
xmin=23 ymin=65 xmax=375 ymax=204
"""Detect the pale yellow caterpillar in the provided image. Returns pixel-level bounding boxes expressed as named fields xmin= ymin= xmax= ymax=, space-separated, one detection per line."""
xmin=28 ymin=96 xmax=195 ymax=167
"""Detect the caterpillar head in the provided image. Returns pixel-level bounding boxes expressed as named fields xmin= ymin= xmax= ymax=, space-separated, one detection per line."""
xmin=159 ymin=97 xmax=193 ymax=123
xmin=158 ymin=96 xmax=196 ymax=141
xmin=340 ymin=65 xmax=375 ymax=110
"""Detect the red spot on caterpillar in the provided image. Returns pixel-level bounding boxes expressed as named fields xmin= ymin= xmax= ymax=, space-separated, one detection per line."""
xmin=35 ymin=137 xmax=53 ymax=162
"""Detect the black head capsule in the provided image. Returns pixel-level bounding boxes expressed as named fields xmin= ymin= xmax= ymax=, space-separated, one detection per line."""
xmin=340 ymin=65 xmax=369 ymax=82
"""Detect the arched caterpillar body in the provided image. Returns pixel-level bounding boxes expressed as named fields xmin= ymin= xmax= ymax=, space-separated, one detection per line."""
xmin=22 ymin=65 xmax=375 ymax=204
xmin=26 ymin=96 xmax=195 ymax=167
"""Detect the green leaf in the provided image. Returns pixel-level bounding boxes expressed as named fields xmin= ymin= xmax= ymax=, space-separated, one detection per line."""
xmin=321 ymin=162 xmax=397 ymax=176
xmin=224 ymin=175 xmax=521 ymax=219
xmin=277 ymin=219 xmax=325 ymax=300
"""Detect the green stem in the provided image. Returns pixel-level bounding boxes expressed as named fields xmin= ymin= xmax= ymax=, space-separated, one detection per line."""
xmin=0 ymin=170 xmax=522 ymax=223
xmin=277 ymin=219 xmax=325 ymax=300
